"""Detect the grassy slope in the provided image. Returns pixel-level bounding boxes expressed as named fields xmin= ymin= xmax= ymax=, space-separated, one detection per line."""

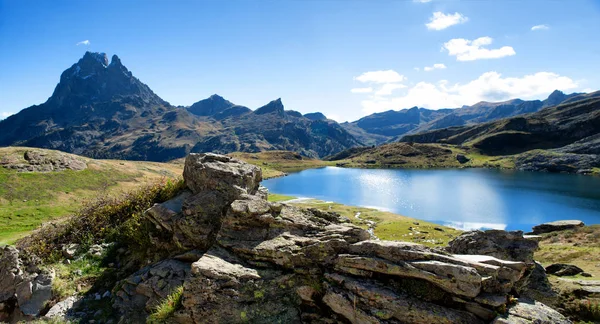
xmin=535 ymin=225 xmax=600 ymax=278
xmin=330 ymin=142 xmax=515 ymax=170
xmin=0 ymin=147 xmax=183 ymax=244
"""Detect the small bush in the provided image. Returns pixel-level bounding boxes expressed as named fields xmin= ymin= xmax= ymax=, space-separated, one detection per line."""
xmin=17 ymin=178 xmax=185 ymax=261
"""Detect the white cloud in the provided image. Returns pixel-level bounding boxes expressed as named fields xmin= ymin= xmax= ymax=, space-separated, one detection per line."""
xmin=1 ymin=112 xmax=14 ymax=119
xmin=355 ymin=71 xmax=578 ymax=115
xmin=426 ymin=12 xmax=468 ymax=30
xmin=76 ymin=40 xmax=90 ymax=46
xmin=582 ymin=88 xmax=594 ymax=93
xmin=354 ymin=70 xmax=405 ymax=84
xmin=424 ymin=63 xmax=447 ymax=72
xmin=443 ymin=37 xmax=515 ymax=61
xmin=414 ymin=67 xmax=420 ymax=72
xmin=531 ymin=24 xmax=549 ymax=31
xmin=375 ymin=83 xmax=407 ymax=96
xmin=351 ymin=87 xmax=373 ymax=94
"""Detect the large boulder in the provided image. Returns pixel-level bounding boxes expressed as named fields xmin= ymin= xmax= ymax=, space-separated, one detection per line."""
xmin=531 ymin=220 xmax=584 ymax=234
xmin=446 ymin=230 xmax=539 ymax=264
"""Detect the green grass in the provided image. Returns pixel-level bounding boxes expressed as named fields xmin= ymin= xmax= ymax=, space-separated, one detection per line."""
xmin=147 ymin=285 xmax=184 ymax=323
xmin=0 ymin=167 xmax=142 ymax=245
xmin=288 ymin=199 xmax=462 ymax=247
xmin=17 ymin=178 xmax=186 ymax=262
xmin=51 ymin=254 xmax=107 ymax=301
xmin=267 ymin=193 xmax=296 ymax=202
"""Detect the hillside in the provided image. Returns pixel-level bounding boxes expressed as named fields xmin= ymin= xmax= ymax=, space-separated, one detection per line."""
xmin=0 ymin=52 xmax=361 ymax=161
xmin=332 ymin=95 xmax=600 ymax=174
xmin=401 ymin=95 xmax=600 ymax=154
xmin=342 ymin=90 xmax=592 ymax=145
xmin=0 ymin=147 xmax=183 ymax=244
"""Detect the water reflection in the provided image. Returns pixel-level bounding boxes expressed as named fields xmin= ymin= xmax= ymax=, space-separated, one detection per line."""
xmin=262 ymin=167 xmax=600 ymax=231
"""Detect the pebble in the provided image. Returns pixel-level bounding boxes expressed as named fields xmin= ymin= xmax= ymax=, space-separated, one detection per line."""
xmin=102 ymin=291 xmax=111 ymax=298
xmin=95 ymin=293 xmax=101 ymax=300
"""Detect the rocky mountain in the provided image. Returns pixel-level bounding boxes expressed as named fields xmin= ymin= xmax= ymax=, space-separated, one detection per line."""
xmin=190 ymin=98 xmax=362 ymax=157
xmin=401 ymin=93 xmax=600 ymax=154
xmin=0 ymin=52 xmax=361 ymax=160
xmin=343 ymin=90 xmax=587 ymax=145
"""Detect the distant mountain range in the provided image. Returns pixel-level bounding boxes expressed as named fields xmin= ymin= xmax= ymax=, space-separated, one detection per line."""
xmin=342 ymin=90 xmax=591 ymax=146
xmin=401 ymin=91 xmax=600 ymax=156
xmin=0 ymin=51 xmax=597 ymax=162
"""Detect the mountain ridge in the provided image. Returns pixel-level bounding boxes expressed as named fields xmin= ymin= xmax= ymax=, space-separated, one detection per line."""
xmin=343 ymin=90 xmax=587 ymax=145
xmin=0 ymin=52 xmax=362 ymax=161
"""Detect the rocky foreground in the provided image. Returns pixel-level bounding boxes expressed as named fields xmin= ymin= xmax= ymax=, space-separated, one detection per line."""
xmin=0 ymin=154 xmax=572 ymax=323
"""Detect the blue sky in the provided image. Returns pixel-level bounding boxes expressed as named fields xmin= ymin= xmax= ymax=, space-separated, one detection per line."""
xmin=1 ymin=0 xmax=599 ymax=122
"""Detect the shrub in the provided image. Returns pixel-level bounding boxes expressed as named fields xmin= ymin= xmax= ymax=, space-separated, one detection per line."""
xmin=17 ymin=178 xmax=185 ymax=261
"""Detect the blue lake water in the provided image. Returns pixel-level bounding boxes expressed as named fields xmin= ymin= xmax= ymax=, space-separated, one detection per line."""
xmin=262 ymin=167 xmax=600 ymax=232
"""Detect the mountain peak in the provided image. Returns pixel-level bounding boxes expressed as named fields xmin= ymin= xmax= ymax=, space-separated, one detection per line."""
xmin=187 ymin=94 xmax=235 ymax=117
xmin=82 ymin=51 xmax=108 ymax=67
xmin=110 ymin=54 xmax=122 ymax=67
xmin=254 ymin=98 xmax=284 ymax=115
xmin=304 ymin=112 xmax=327 ymax=121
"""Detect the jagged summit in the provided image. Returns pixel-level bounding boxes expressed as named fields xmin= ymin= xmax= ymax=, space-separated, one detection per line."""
xmin=254 ymin=98 xmax=284 ymax=115
xmin=83 ymin=51 xmax=109 ymax=67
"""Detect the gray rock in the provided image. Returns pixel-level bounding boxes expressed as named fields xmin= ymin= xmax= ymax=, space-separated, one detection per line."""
xmin=447 ymin=230 xmax=539 ymax=264
xmin=61 ymin=243 xmax=79 ymax=259
xmin=514 ymin=261 xmax=558 ymax=307
xmin=18 ymin=270 xmax=54 ymax=316
xmin=88 ymin=244 xmax=103 ymax=256
xmin=45 ymin=296 xmax=80 ymax=319
xmin=1 ymin=150 xmax=87 ymax=173
xmin=545 ymin=263 xmax=584 ymax=276
xmin=491 ymin=299 xmax=571 ymax=324
xmin=531 ymin=220 xmax=585 ymax=234
xmin=456 ymin=154 xmax=470 ymax=164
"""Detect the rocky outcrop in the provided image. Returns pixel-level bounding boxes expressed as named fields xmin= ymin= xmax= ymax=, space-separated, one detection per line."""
xmin=446 ymin=230 xmax=539 ymax=264
xmin=0 ymin=246 xmax=54 ymax=320
xmin=114 ymin=259 xmax=192 ymax=323
xmin=0 ymin=149 xmax=87 ymax=172
xmin=144 ymin=153 xmax=262 ymax=252
xmin=110 ymin=153 xmax=569 ymax=323
xmin=445 ymin=230 xmax=563 ymax=309
xmin=531 ymin=220 xmax=585 ymax=234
